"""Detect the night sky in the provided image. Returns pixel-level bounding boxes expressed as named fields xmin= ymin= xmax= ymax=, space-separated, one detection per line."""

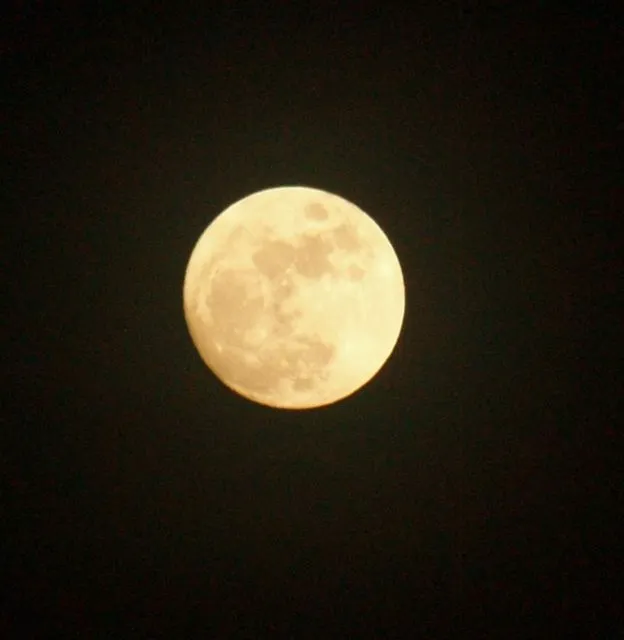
xmin=3 ymin=2 xmax=621 ymax=636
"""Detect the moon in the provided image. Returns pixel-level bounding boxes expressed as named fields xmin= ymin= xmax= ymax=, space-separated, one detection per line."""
xmin=183 ymin=186 xmax=405 ymax=409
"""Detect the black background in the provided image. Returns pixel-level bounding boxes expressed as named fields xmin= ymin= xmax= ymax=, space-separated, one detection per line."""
xmin=2 ymin=1 xmax=622 ymax=636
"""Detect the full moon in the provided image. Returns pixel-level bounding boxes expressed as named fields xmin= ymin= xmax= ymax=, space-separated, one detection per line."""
xmin=183 ymin=186 xmax=405 ymax=409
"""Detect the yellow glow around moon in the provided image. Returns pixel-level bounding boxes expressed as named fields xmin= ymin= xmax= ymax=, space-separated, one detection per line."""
xmin=183 ymin=185 xmax=405 ymax=409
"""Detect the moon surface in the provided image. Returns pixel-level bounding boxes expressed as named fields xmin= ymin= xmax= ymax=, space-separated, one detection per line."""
xmin=183 ymin=186 xmax=405 ymax=409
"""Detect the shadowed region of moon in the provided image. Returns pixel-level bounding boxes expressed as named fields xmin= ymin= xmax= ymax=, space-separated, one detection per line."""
xmin=183 ymin=186 xmax=405 ymax=409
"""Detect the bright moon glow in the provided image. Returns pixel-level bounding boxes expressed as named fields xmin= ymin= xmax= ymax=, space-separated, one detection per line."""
xmin=183 ymin=186 xmax=405 ymax=409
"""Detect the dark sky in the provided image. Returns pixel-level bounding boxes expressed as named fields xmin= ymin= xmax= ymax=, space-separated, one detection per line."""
xmin=3 ymin=1 xmax=622 ymax=636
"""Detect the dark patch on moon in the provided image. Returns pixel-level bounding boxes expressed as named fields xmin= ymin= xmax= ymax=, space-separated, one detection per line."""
xmin=293 ymin=377 xmax=315 ymax=391
xmin=304 ymin=202 xmax=329 ymax=221
xmin=347 ymin=264 xmax=366 ymax=281
xmin=208 ymin=268 xmax=265 ymax=344
xmin=294 ymin=233 xmax=335 ymax=279
xmin=252 ymin=239 xmax=296 ymax=279
xmin=332 ymin=223 xmax=362 ymax=252
xmin=294 ymin=334 xmax=335 ymax=368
